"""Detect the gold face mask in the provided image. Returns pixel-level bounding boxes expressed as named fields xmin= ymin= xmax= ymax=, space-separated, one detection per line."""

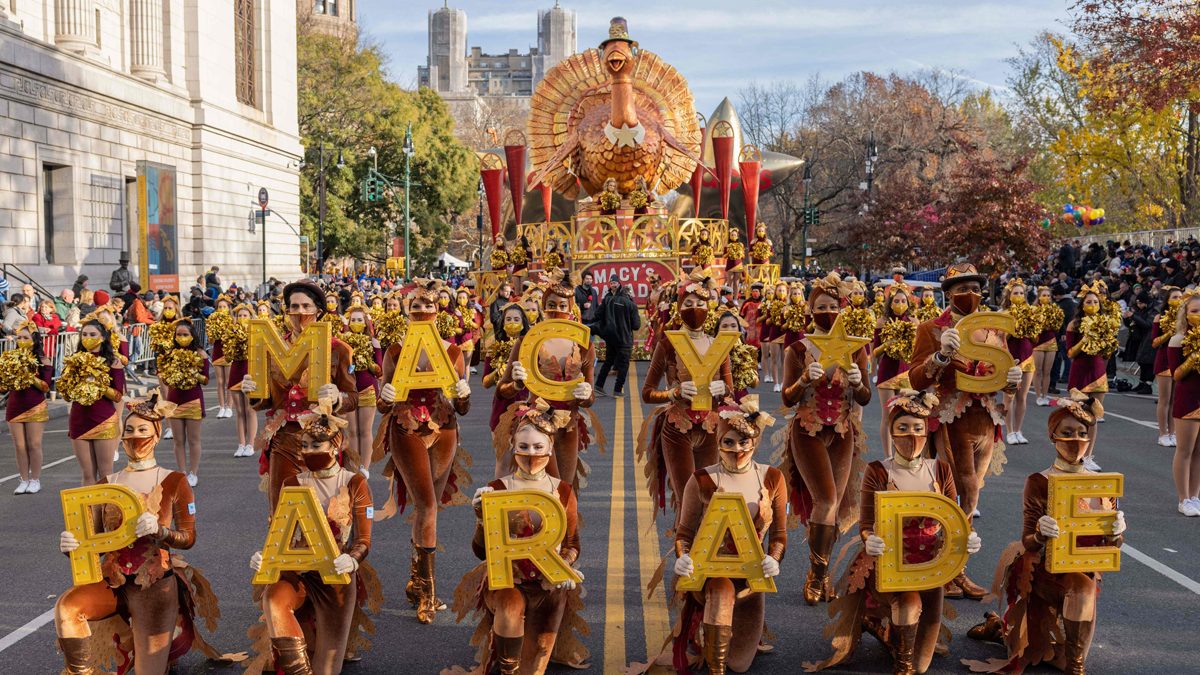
xmin=504 ymin=321 xmax=523 ymax=337
xmin=162 ymin=308 xmax=176 ymax=319
xmin=16 ymin=339 xmax=33 ymax=350
xmin=81 ymin=336 xmax=104 ymax=351
xmin=1187 ymin=314 xmax=1200 ymax=328
xmin=349 ymin=322 xmax=366 ymax=333
xmin=524 ymin=310 xmax=539 ymax=323
xmin=1082 ymin=304 xmax=1099 ymax=316
xmin=176 ymin=335 xmax=193 ymax=347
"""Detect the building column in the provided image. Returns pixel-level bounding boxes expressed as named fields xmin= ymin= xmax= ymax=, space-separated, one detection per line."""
xmin=54 ymin=0 xmax=96 ymax=53
xmin=129 ymin=0 xmax=164 ymax=79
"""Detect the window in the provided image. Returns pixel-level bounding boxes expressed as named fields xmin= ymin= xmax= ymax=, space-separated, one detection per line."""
xmin=314 ymin=0 xmax=337 ymax=16
xmin=43 ymin=166 xmax=55 ymax=264
xmin=234 ymin=0 xmax=257 ymax=107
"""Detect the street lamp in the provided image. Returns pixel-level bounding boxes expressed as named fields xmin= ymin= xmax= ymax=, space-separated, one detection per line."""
xmin=864 ymin=133 xmax=879 ymax=195
xmin=402 ymin=124 xmax=415 ymax=282
xmin=311 ymin=142 xmax=345 ymax=278
xmin=801 ymin=162 xmax=813 ymax=272
xmin=476 ymin=177 xmax=485 ymax=270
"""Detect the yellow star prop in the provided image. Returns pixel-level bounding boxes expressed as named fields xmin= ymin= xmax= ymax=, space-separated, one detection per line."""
xmin=807 ymin=314 xmax=872 ymax=373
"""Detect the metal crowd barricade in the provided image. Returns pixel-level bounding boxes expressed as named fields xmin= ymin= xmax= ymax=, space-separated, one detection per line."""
xmin=125 ymin=323 xmax=153 ymax=370
xmin=192 ymin=317 xmax=209 ymax=352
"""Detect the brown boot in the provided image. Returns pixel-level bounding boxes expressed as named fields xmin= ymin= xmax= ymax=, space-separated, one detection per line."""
xmin=953 ymin=571 xmax=988 ymax=600
xmin=1062 ymin=619 xmax=1090 ymax=675
xmin=271 ymin=636 xmax=314 ymax=675
xmin=414 ymin=546 xmax=438 ymax=624
xmin=967 ymin=611 xmax=1005 ymax=644
xmin=804 ymin=522 xmax=837 ymax=605
xmin=702 ymin=623 xmax=732 ymax=675
xmin=494 ymin=634 xmax=522 ymax=675
xmin=58 ymin=637 xmax=94 ymax=675
xmin=892 ymin=623 xmax=917 ymax=675
xmin=404 ymin=543 xmax=420 ymax=607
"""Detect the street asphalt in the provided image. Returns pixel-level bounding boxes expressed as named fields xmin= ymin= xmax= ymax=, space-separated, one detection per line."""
xmin=0 ymin=363 xmax=1196 ymax=674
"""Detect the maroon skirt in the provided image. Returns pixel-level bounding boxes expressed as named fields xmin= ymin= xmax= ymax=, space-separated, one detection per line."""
xmin=167 ymin=385 xmax=206 ymax=419
xmin=1066 ymin=330 xmax=1108 ymax=393
xmin=1169 ymin=347 xmax=1200 ymax=419
xmin=6 ymin=382 xmax=48 ymax=422
xmin=875 ymin=355 xmax=910 ymax=388
xmin=228 ymin=359 xmax=248 ymax=391
xmin=68 ymin=365 xmax=125 ymax=440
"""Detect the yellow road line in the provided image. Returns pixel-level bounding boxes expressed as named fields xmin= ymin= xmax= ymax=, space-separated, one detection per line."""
xmin=630 ymin=367 xmax=672 ymax=670
xmin=603 ymin=392 xmax=627 ymax=669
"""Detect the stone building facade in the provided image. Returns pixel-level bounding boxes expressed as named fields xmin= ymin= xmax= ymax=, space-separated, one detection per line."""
xmin=0 ymin=0 xmax=302 ymax=292
xmin=299 ymin=0 xmax=356 ymax=38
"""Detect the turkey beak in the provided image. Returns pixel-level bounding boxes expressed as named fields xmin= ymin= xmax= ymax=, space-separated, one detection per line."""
xmin=606 ymin=51 xmax=627 ymax=74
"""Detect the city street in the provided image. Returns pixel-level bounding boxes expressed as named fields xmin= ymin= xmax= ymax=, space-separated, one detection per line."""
xmin=0 ymin=364 xmax=1196 ymax=674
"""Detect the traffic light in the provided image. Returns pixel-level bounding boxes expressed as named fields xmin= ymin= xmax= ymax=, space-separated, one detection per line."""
xmin=803 ymin=207 xmax=821 ymax=225
xmin=362 ymin=176 xmax=379 ymax=203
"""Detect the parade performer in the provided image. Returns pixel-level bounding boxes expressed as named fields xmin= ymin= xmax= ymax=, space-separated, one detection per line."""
xmin=207 ymin=294 xmax=235 ymax=419
xmin=638 ymin=272 xmax=733 ymax=520
xmin=690 ymin=226 xmax=715 ymax=270
xmin=510 ymin=235 xmax=531 ymax=281
xmin=239 ymin=281 xmax=359 ymax=509
xmin=1065 ymin=280 xmax=1118 ymax=467
xmin=908 ymin=263 xmax=1021 ymax=598
xmin=739 ymin=282 xmax=764 ymax=349
xmin=1153 ymin=287 xmax=1183 ymax=447
xmin=914 ymin=287 xmax=941 ymax=324
xmin=1032 ymin=286 xmax=1065 ymax=407
xmin=2 ymin=320 xmax=50 ymax=494
xmin=62 ymin=320 xmax=126 ymax=485
xmin=778 ymin=272 xmax=871 ymax=605
xmin=455 ymin=287 xmax=480 ymax=370
xmin=760 ymin=281 xmax=788 ymax=391
xmin=375 ymin=294 xmax=408 ymax=353
xmin=1168 ymin=292 xmax=1200 ymax=516
xmin=373 ymin=279 xmax=472 ymax=625
xmin=491 ymin=234 xmax=510 ymax=274
xmin=804 ymin=390 xmax=982 ymax=675
xmin=780 ymin=281 xmax=808 ymax=349
xmin=55 ymin=394 xmax=229 ymax=674
xmin=543 ymin=238 xmax=566 ymax=272
xmin=483 ymin=304 xmax=530 ymax=433
xmin=449 ymin=398 xmax=589 ymax=675
xmin=496 ymin=271 xmax=602 ymax=489
xmin=717 ymin=311 xmax=759 ymax=401
xmin=963 ymin=391 xmax=1125 ymax=675
xmin=248 ymin=401 xmax=379 ymax=675
xmin=874 ymin=283 xmax=917 ymax=458
xmin=842 ymin=278 xmax=877 ymax=340
xmin=228 ymin=304 xmax=258 ymax=458
xmin=724 ymin=228 xmax=746 ymax=300
xmin=342 ymin=303 xmax=383 ymax=469
xmin=1003 ymin=278 xmax=1038 ymax=445
xmin=149 ymin=295 xmax=181 ymax=356
xmin=160 ymin=320 xmax=209 ymax=487
xmin=749 ymin=223 xmax=772 ymax=265
xmin=668 ymin=396 xmax=784 ymax=675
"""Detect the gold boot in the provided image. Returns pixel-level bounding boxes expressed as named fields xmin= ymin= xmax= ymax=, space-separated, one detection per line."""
xmin=1062 ymin=619 xmax=1090 ymax=675
xmin=271 ymin=636 xmax=314 ymax=675
xmin=494 ymin=634 xmax=522 ymax=675
xmin=892 ymin=623 xmax=917 ymax=675
xmin=953 ymin=571 xmax=988 ymax=600
xmin=702 ymin=624 xmax=732 ymax=675
xmin=967 ymin=611 xmax=1005 ymax=644
xmin=804 ymin=522 xmax=837 ymax=605
xmin=57 ymin=637 xmax=94 ymax=675
xmin=414 ymin=546 xmax=438 ymax=624
xmin=405 ymin=543 xmax=420 ymax=607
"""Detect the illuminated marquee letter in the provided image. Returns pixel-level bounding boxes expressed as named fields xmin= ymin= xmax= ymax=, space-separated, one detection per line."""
xmin=481 ymin=489 xmax=581 ymax=590
xmin=517 ymin=319 xmax=591 ymax=401
xmin=1046 ymin=472 xmax=1123 ymax=574
xmin=253 ymin=486 xmax=351 ymax=585
xmin=874 ymin=491 xmax=971 ymax=592
xmin=247 ymin=319 xmax=332 ymax=401
xmin=665 ymin=330 xmax=738 ymax=411
xmin=391 ymin=320 xmax=459 ymax=400
xmin=954 ymin=312 xmax=1017 ymax=394
xmin=675 ymin=492 xmax=776 ymax=593
xmin=61 ymin=484 xmax=141 ymax=585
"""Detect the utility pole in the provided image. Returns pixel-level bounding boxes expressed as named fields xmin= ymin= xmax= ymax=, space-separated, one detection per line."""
xmin=403 ymin=124 xmax=414 ymax=282
xmin=476 ymin=178 xmax=484 ymax=270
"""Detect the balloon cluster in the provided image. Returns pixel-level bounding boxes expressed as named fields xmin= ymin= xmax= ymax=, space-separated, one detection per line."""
xmin=1060 ymin=198 xmax=1105 ymax=227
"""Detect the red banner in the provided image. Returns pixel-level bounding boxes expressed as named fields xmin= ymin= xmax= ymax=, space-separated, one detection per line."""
xmin=739 ymin=159 xmax=761 ymax=231
xmin=504 ymin=144 xmax=527 ymax=224
xmin=712 ymin=135 xmax=734 ymax=220
xmin=480 ymin=167 xmax=505 ymax=238
xmin=581 ymin=260 xmax=676 ymax=306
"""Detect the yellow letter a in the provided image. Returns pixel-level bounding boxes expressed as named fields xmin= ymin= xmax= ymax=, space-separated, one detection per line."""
xmin=253 ymin=486 xmax=351 ymax=586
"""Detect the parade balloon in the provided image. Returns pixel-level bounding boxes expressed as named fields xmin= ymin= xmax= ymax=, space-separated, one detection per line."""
xmin=1064 ymin=204 xmax=1073 ymax=213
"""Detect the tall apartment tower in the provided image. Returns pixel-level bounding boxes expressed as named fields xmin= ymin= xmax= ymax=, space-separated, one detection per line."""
xmin=533 ymin=3 xmax=577 ymax=84
xmin=424 ymin=4 xmax=468 ymax=93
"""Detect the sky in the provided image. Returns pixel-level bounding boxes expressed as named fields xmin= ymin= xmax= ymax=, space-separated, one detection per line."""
xmin=357 ymin=0 xmax=1075 ymax=115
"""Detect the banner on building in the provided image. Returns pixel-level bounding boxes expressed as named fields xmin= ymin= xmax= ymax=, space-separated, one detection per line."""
xmin=136 ymin=161 xmax=179 ymax=292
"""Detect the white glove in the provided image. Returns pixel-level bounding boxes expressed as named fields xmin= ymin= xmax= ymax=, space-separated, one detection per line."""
xmin=240 ymin=377 xmax=257 ymax=394
xmin=573 ymin=382 xmax=593 ymax=400
xmin=847 ymin=364 xmax=863 ymax=387
xmin=380 ymin=383 xmax=396 ymax=402
xmin=472 ymin=486 xmax=495 ymax=508
xmin=249 ymin=550 xmax=263 ymax=571
xmin=674 ymin=553 xmax=694 ymax=577
xmin=454 ymin=379 xmax=471 ymax=399
xmin=1006 ymin=366 xmax=1023 ymax=386
xmin=135 ymin=512 xmax=159 ymax=538
xmin=864 ymin=534 xmax=886 ymax=557
xmin=556 ymin=568 xmax=585 ymax=591
xmin=967 ymin=530 xmax=982 ymax=554
xmin=1112 ymin=510 xmax=1126 ymax=536
xmin=511 ymin=361 xmax=528 ymax=382
xmin=806 ymin=360 xmax=825 ymax=382
xmin=60 ymin=530 xmax=80 ymax=554
xmin=332 ymin=553 xmax=359 ymax=574
xmin=708 ymin=380 xmax=726 ymax=398
xmin=940 ymin=327 xmax=960 ymax=357
xmin=317 ymin=383 xmax=340 ymax=403
xmin=1038 ymin=515 xmax=1060 ymax=539
xmin=679 ymin=381 xmax=699 ymax=401
xmin=761 ymin=555 xmax=780 ymax=578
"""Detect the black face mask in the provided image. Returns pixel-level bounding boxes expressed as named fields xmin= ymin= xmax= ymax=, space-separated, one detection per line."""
xmin=303 ymin=452 xmax=336 ymax=472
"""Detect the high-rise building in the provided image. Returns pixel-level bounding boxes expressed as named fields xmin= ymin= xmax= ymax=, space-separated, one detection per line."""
xmin=0 ymin=0 xmax=302 ymax=290
xmin=299 ymin=0 xmax=358 ymax=38
xmin=533 ymin=3 xmax=576 ymax=85
xmin=421 ymin=4 xmax=468 ymax=94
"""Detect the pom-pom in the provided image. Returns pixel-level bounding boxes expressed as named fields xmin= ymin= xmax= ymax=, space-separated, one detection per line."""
xmin=59 ymin=352 xmax=112 ymax=405
xmin=490 ymin=248 xmax=509 ymax=270
xmin=223 ymin=321 xmax=248 ymax=361
xmin=842 ymin=306 xmax=877 ymax=339
xmin=488 ymin=337 xmax=515 ymax=374
xmin=509 ymin=246 xmax=528 ymax=266
xmin=342 ymin=331 xmax=375 ymax=372
xmin=915 ymin=302 xmax=941 ymax=323
xmin=1183 ymin=325 xmax=1200 ymax=360
xmin=598 ymin=190 xmax=621 ymax=211
xmin=436 ymin=311 xmax=460 ymax=340
xmin=205 ymin=309 xmax=234 ymax=343
xmin=750 ymin=239 xmax=772 ymax=262
xmin=159 ymin=349 xmax=205 ymax=390
xmin=1077 ymin=302 xmax=1121 ymax=357
xmin=1037 ymin=302 xmax=1065 ymax=335
xmin=879 ymin=318 xmax=916 ymax=361
xmin=724 ymin=241 xmax=745 ymax=263
xmin=1009 ymin=302 xmax=1041 ymax=339
xmin=374 ymin=310 xmax=408 ymax=351
xmin=691 ymin=243 xmax=715 ymax=268
xmin=730 ymin=342 xmax=759 ymax=392
xmin=148 ymin=321 xmax=176 ymax=354
xmin=0 ymin=347 xmax=39 ymax=392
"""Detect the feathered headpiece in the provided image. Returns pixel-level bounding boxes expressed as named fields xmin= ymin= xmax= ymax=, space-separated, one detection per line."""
xmin=1048 ymin=389 xmax=1104 ymax=431
xmin=676 ymin=269 xmax=718 ymax=302
xmin=407 ymin=278 xmax=445 ymax=307
xmin=886 ymin=388 xmax=940 ymax=424
xmin=297 ymin=398 xmax=350 ymax=443
xmin=513 ymin=398 xmax=573 ymax=448
xmin=716 ymin=395 xmax=775 ymax=440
